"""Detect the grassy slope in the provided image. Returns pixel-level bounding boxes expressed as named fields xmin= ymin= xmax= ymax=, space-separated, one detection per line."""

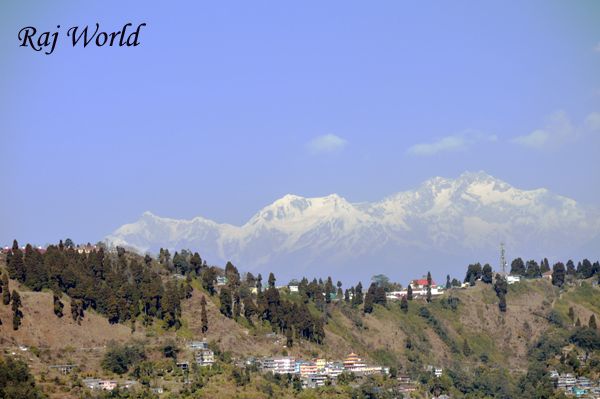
xmin=2 ymin=249 xmax=599 ymax=398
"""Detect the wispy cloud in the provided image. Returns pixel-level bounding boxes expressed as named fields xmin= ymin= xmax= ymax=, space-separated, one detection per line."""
xmin=511 ymin=110 xmax=599 ymax=150
xmin=407 ymin=131 xmax=497 ymax=156
xmin=306 ymin=134 xmax=348 ymax=154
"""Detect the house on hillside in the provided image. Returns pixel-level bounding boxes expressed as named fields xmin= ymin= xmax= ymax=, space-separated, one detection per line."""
xmin=289 ymin=285 xmax=299 ymax=293
xmin=542 ymin=271 xmax=553 ymax=281
xmin=187 ymin=341 xmax=209 ymax=350
xmin=216 ymin=276 xmax=228 ymax=286
xmin=506 ymin=275 xmax=521 ymax=285
xmin=76 ymin=244 xmax=98 ymax=254
xmin=194 ymin=348 xmax=214 ymax=367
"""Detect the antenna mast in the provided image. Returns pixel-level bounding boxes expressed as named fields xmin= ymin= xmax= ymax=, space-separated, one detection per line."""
xmin=500 ymin=242 xmax=507 ymax=274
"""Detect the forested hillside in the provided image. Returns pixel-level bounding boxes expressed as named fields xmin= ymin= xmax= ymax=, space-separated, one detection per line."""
xmin=1 ymin=240 xmax=599 ymax=399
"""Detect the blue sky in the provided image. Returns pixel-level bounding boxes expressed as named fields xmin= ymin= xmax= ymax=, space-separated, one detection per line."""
xmin=1 ymin=1 xmax=599 ymax=247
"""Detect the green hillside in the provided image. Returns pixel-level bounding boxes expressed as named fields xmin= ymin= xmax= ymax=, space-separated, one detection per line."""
xmin=1 ymin=244 xmax=599 ymax=399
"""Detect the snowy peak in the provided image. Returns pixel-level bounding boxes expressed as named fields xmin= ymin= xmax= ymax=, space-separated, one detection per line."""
xmin=105 ymin=172 xmax=600 ymax=280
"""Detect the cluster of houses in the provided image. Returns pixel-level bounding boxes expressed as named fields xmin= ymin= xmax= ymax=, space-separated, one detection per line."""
xmin=386 ymin=278 xmax=447 ymax=300
xmin=250 ymin=352 xmax=388 ymax=388
xmin=82 ymin=378 xmax=137 ymax=391
xmin=1 ymin=244 xmax=99 ymax=255
xmin=550 ymin=371 xmax=600 ymax=398
xmin=175 ymin=341 xmax=216 ymax=371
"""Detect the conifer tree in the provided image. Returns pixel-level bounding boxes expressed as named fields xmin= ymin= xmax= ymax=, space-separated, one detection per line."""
xmin=552 ymin=262 xmax=566 ymax=287
xmin=219 ymin=287 xmax=233 ymax=318
xmin=268 ymin=272 xmax=276 ymax=289
xmin=510 ymin=258 xmax=526 ymax=276
xmin=243 ymin=296 xmax=257 ymax=324
xmin=53 ymin=294 xmax=64 ymax=318
xmin=71 ymin=299 xmax=84 ymax=324
xmin=200 ymin=295 xmax=209 ymax=333
xmin=11 ymin=290 xmax=22 ymax=330
xmin=462 ymin=338 xmax=472 ymax=357
xmin=7 ymin=241 xmax=25 ymax=282
xmin=566 ymin=260 xmax=576 ymax=276
xmin=407 ymin=284 xmax=413 ymax=301
xmin=363 ymin=283 xmax=376 ymax=314
xmin=481 ymin=264 xmax=493 ymax=284
xmin=344 ymin=289 xmax=350 ymax=303
xmin=325 ymin=277 xmax=333 ymax=304
xmin=233 ymin=291 xmax=241 ymax=320
xmin=353 ymin=282 xmax=363 ymax=307
xmin=256 ymin=273 xmax=263 ymax=293
xmin=494 ymin=274 xmax=508 ymax=312
xmin=590 ymin=314 xmax=597 ymax=330
xmin=201 ymin=267 xmax=217 ymax=295
xmin=400 ymin=296 xmax=408 ymax=313
xmin=1 ymin=274 xmax=9 ymax=305
xmin=426 ymin=285 xmax=432 ymax=303
xmin=446 ymin=275 xmax=451 ymax=289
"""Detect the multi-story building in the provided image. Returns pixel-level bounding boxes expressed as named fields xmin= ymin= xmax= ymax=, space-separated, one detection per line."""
xmin=195 ymin=348 xmax=215 ymax=367
xmin=299 ymin=362 xmax=318 ymax=376
xmin=273 ymin=357 xmax=295 ymax=374
xmin=343 ymin=353 xmax=366 ymax=372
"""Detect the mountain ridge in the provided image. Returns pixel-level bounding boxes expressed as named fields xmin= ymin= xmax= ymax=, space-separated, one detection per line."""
xmin=105 ymin=171 xmax=600 ymax=282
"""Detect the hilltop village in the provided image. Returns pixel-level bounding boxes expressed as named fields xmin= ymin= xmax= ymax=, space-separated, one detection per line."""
xmin=1 ymin=240 xmax=600 ymax=399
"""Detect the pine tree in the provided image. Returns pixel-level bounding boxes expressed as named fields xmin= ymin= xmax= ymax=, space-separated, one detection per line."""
xmin=200 ymin=295 xmax=209 ymax=333
xmin=219 ymin=287 xmax=233 ymax=318
xmin=425 ymin=286 xmax=431 ymax=303
xmin=427 ymin=271 xmax=432 ymax=287
xmin=233 ymin=291 xmax=241 ymax=320
xmin=510 ymin=258 xmax=526 ymax=276
xmin=481 ymin=264 xmax=493 ymax=284
xmin=363 ymin=284 xmax=375 ymax=314
xmin=407 ymin=284 xmax=413 ymax=301
xmin=552 ymin=262 xmax=566 ymax=287
xmin=400 ymin=296 xmax=408 ymax=313
xmin=462 ymin=338 xmax=472 ymax=357
xmin=494 ymin=274 xmax=508 ymax=312
xmin=352 ymin=282 xmax=363 ymax=307
xmin=268 ymin=273 xmax=276 ymax=289
xmin=1 ymin=274 xmax=9 ymax=305
xmin=446 ymin=275 xmax=451 ymax=289
xmin=53 ymin=294 xmax=64 ymax=318
xmin=286 ymin=328 xmax=293 ymax=348
xmin=325 ymin=277 xmax=333 ymax=304
xmin=590 ymin=314 xmax=597 ymax=330
xmin=498 ymin=294 xmax=507 ymax=313
xmin=11 ymin=290 xmax=22 ymax=330
xmin=344 ymin=289 xmax=350 ymax=303
xmin=71 ymin=299 xmax=84 ymax=324
xmin=225 ymin=261 xmax=241 ymax=288
xmin=201 ymin=267 xmax=217 ymax=295
xmin=7 ymin=243 xmax=25 ymax=282
xmin=566 ymin=260 xmax=576 ymax=276
xmin=256 ymin=273 xmax=263 ymax=293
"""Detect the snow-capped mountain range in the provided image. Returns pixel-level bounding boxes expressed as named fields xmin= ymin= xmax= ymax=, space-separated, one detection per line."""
xmin=105 ymin=172 xmax=600 ymax=282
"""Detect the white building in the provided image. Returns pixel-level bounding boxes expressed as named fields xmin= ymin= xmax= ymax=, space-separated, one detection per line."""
xmin=273 ymin=357 xmax=296 ymax=374
xmin=506 ymin=275 xmax=521 ymax=285
xmin=195 ymin=348 xmax=215 ymax=367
